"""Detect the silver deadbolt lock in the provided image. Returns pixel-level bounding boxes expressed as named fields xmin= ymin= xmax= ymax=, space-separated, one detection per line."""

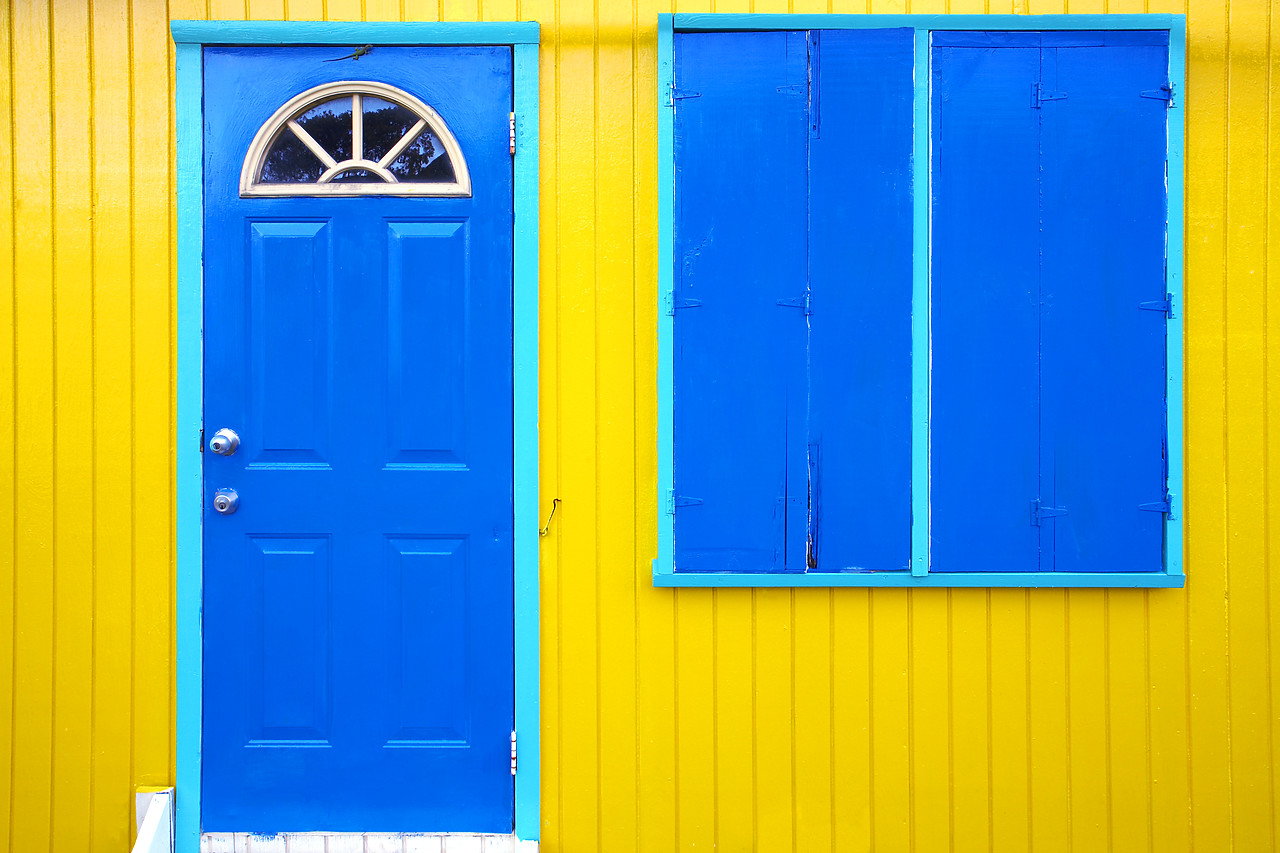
xmin=208 ymin=428 xmax=240 ymax=456
xmin=213 ymin=488 xmax=240 ymax=514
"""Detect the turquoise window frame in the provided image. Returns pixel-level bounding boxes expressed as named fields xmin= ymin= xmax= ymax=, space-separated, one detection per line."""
xmin=654 ymin=12 xmax=1186 ymax=589
xmin=172 ymin=20 xmax=541 ymax=851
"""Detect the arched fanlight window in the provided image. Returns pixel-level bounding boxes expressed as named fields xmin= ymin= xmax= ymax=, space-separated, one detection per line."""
xmin=240 ymin=80 xmax=471 ymax=197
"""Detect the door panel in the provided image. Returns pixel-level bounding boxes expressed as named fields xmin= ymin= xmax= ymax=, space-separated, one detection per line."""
xmin=202 ymin=46 xmax=514 ymax=833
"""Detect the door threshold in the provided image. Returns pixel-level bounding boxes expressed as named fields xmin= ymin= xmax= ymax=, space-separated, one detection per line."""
xmin=200 ymin=833 xmax=537 ymax=853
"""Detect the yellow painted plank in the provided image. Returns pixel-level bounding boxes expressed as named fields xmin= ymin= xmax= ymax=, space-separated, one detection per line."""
xmin=675 ymin=590 xmax=716 ymax=851
xmin=285 ymin=0 xmax=326 ymax=20
xmin=1184 ymin=0 xmax=1234 ymax=846
xmin=325 ymin=0 xmax=364 ymax=21
xmin=131 ymin=0 xmax=175 ymax=798
xmin=1268 ymin=5 xmax=1280 ymax=848
xmin=988 ymin=590 xmax=1029 ymax=853
xmin=88 ymin=0 xmax=136 ymax=844
xmin=754 ymin=589 xmax=794 ymax=852
xmin=247 ymin=0 xmax=285 ymax=19
xmin=1107 ymin=591 xmax=1153 ymax=853
xmin=442 ymin=0 xmax=482 ymax=20
xmin=871 ymin=590 xmax=910 ymax=853
xmin=1065 ymin=590 xmax=1109 ymax=853
xmin=950 ymin=591 xmax=991 ymax=853
xmin=594 ymin=2 xmax=640 ymax=845
xmin=401 ymin=0 xmax=442 ymax=21
xmin=1147 ymin=590 xmax=1191 ymax=853
xmin=714 ymin=590 xmax=755 ymax=852
xmin=208 ymin=0 xmax=249 ymax=20
xmin=1223 ymin=0 xmax=1275 ymax=845
xmin=793 ymin=589 xmax=833 ymax=853
xmin=831 ymin=590 xmax=873 ymax=851
xmin=909 ymin=590 xmax=951 ymax=852
xmin=553 ymin=17 xmax=602 ymax=850
xmin=630 ymin=3 xmax=677 ymax=850
xmin=9 ymin=2 xmax=56 ymax=850
xmin=49 ymin=1 xmax=95 ymax=849
xmin=0 ymin=0 xmax=15 ymax=839
xmin=1028 ymin=592 xmax=1070 ymax=852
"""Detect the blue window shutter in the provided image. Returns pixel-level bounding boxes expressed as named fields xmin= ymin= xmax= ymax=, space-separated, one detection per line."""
xmin=930 ymin=41 xmax=1043 ymax=573
xmin=673 ymin=31 xmax=809 ymax=572
xmin=1038 ymin=37 xmax=1169 ymax=573
xmin=807 ymin=29 xmax=914 ymax=571
xmin=932 ymin=33 xmax=1170 ymax=573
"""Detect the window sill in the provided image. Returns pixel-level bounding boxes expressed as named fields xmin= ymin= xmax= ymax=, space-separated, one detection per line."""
xmin=652 ymin=564 xmax=1184 ymax=589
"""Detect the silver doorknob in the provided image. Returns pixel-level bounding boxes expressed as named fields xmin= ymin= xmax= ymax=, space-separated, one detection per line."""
xmin=209 ymin=428 xmax=240 ymax=456
xmin=213 ymin=488 xmax=240 ymax=514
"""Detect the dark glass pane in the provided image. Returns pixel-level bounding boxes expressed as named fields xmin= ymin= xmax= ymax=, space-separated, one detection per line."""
xmin=362 ymin=96 xmax=420 ymax=163
xmin=389 ymin=127 xmax=456 ymax=183
xmin=295 ymin=97 xmax=354 ymax=163
xmin=330 ymin=168 xmax=378 ymax=183
xmin=260 ymin=129 xmax=324 ymax=183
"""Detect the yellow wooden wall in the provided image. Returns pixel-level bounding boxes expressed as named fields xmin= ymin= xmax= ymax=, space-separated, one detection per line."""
xmin=0 ymin=0 xmax=1275 ymax=850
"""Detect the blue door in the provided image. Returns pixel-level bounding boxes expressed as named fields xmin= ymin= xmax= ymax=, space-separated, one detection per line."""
xmin=201 ymin=46 xmax=514 ymax=832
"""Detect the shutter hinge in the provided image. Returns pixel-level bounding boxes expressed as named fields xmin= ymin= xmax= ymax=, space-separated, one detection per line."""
xmin=1141 ymin=83 xmax=1175 ymax=106
xmin=1030 ymin=499 xmax=1068 ymax=526
xmin=1140 ymin=492 xmax=1176 ymax=519
xmin=667 ymin=84 xmax=701 ymax=107
xmin=776 ymin=83 xmax=806 ymax=96
xmin=509 ymin=112 xmax=516 ymax=155
xmin=199 ymin=428 xmax=205 ymax=452
xmin=1031 ymin=83 xmax=1067 ymax=107
xmin=1140 ymin=293 xmax=1175 ymax=318
xmin=776 ymin=294 xmax=812 ymax=315
xmin=667 ymin=490 xmax=704 ymax=514
xmin=665 ymin=290 xmax=703 ymax=315
xmin=510 ymin=731 xmax=517 ymax=775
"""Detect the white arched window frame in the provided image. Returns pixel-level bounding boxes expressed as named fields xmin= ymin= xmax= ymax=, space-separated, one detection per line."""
xmin=240 ymin=80 xmax=472 ymax=197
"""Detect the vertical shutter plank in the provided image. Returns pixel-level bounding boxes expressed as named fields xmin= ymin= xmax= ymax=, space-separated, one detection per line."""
xmin=673 ymin=31 xmax=809 ymax=572
xmin=931 ymin=41 xmax=1043 ymax=572
xmin=1039 ymin=38 xmax=1169 ymax=573
xmin=808 ymin=28 xmax=914 ymax=572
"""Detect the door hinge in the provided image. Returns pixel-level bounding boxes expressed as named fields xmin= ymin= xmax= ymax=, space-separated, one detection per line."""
xmin=509 ymin=112 xmax=516 ymax=155
xmin=1031 ymin=82 xmax=1067 ymax=107
xmin=510 ymin=731 xmax=517 ymax=775
xmin=1141 ymin=83 xmax=1175 ymax=106
xmin=1030 ymin=499 xmax=1068 ymax=526
xmin=666 ymin=83 xmax=702 ymax=108
xmin=667 ymin=490 xmax=704 ymax=514
xmin=1140 ymin=492 xmax=1176 ymax=519
xmin=1140 ymin=293 xmax=1175 ymax=318
xmin=664 ymin=290 xmax=703 ymax=315
xmin=776 ymin=294 xmax=812 ymax=315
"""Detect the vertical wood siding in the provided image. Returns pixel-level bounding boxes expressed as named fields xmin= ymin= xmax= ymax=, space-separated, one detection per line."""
xmin=0 ymin=0 xmax=1274 ymax=850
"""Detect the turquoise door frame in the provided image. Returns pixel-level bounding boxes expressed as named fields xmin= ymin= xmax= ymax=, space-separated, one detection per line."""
xmin=171 ymin=20 xmax=541 ymax=851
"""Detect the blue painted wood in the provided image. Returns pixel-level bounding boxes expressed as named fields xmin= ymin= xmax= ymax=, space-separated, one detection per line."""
xmin=655 ymin=15 xmax=1184 ymax=588
xmin=1166 ymin=18 xmax=1186 ymax=579
xmin=170 ymin=20 xmax=541 ymax=44
xmin=671 ymin=31 xmax=809 ymax=573
xmin=201 ymin=46 xmax=514 ymax=832
xmin=173 ymin=39 xmax=204 ymax=853
xmin=1039 ymin=37 xmax=1169 ymax=572
xmin=673 ymin=14 xmax=1182 ymax=31
xmin=510 ymin=40 xmax=540 ymax=841
xmin=932 ymin=33 xmax=1170 ymax=574
xmin=930 ymin=41 xmax=1043 ymax=573
xmin=654 ymin=571 xmax=1183 ymax=588
xmin=911 ymin=27 xmax=931 ymax=578
xmin=655 ymin=16 xmax=676 ymax=581
xmin=808 ymin=28 xmax=913 ymax=571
